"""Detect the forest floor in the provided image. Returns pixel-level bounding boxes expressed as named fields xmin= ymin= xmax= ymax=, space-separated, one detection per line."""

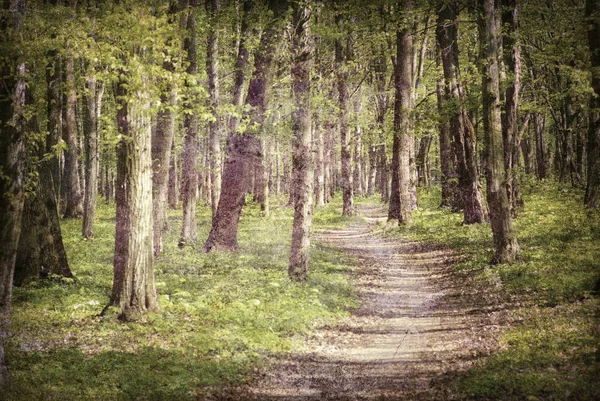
xmin=219 ymin=204 xmax=508 ymax=400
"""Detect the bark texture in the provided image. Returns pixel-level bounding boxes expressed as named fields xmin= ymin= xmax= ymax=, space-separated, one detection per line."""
xmin=179 ymin=1 xmax=199 ymax=247
xmin=437 ymin=1 xmax=488 ymax=224
xmin=585 ymin=0 xmax=600 ymax=208
xmin=389 ymin=6 xmax=413 ymax=225
xmin=62 ymin=52 xmax=83 ymax=218
xmin=480 ymin=0 xmax=519 ymax=264
xmin=336 ymin=17 xmax=354 ymax=216
xmin=82 ymin=75 xmax=103 ymax=238
xmin=110 ymin=81 xmax=157 ymax=318
xmin=289 ymin=1 xmax=313 ymax=282
xmin=0 ymin=0 xmax=27 ymax=388
xmin=207 ymin=0 xmax=222 ymax=219
xmin=204 ymin=0 xmax=286 ymax=252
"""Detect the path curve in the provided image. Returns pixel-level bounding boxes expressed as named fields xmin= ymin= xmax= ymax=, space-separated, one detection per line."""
xmin=227 ymin=204 xmax=503 ymax=400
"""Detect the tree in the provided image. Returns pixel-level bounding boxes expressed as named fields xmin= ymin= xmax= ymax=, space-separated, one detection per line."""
xmin=388 ymin=1 xmax=414 ymax=224
xmin=62 ymin=49 xmax=83 ymax=218
xmin=179 ymin=0 xmax=200 ymax=248
xmin=501 ymin=0 xmax=524 ymax=215
xmin=206 ymin=0 xmax=222 ymax=219
xmin=0 ymin=0 xmax=27 ymax=388
xmin=336 ymin=14 xmax=354 ymax=217
xmin=289 ymin=0 xmax=313 ymax=281
xmin=436 ymin=1 xmax=488 ymax=224
xmin=585 ymin=0 xmax=600 ymax=208
xmin=109 ymin=76 xmax=158 ymax=318
xmin=480 ymin=0 xmax=519 ymax=264
xmin=82 ymin=74 xmax=104 ymax=239
xmin=204 ymin=0 xmax=287 ymax=252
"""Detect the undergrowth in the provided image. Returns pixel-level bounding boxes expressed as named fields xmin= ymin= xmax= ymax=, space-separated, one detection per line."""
xmin=3 ymin=196 xmax=358 ymax=401
xmin=386 ymin=182 xmax=600 ymax=400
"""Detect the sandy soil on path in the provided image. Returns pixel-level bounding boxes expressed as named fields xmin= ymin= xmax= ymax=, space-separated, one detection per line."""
xmin=217 ymin=204 xmax=505 ymax=401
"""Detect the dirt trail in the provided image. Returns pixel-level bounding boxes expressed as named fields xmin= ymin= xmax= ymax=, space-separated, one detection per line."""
xmin=229 ymin=204 xmax=503 ymax=400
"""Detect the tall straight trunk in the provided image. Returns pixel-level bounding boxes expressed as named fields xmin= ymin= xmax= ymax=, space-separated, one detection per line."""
xmin=207 ymin=0 xmax=222 ymax=219
xmin=110 ymin=79 xmax=157 ymax=318
xmin=259 ymin=138 xmax=270 ymax=216
xmin=289 ymin=1 xmax=313 ymax=282
xmin=205 ymin=0 xmax=286 ymax=251
xmin=480 ymin=0 xmax=519 ymax=264
xmin=82 ymin=75 xmax=103 ymax=239
xmin=336 ymin=20 xmax=354 ymax=216
xmin=0 ymin=0 xmax=27 ymax=387
xmin=46 ymin=50 xmax=62 ymax=198
xmin=353 ymin=100 xmax=364 ymax=197
xmin=62 ymin=51 xmax=83 ymax=218
xmin=275 ymin=140 xmax=281 ymax=197
xmin=314 ymin=122 xmax=325 ymax=206
xmin=179 ymin=2 xmax=199 ymax=247
xmin=437 ymin=1 xmax=487 ymax=224
xmin=324 ymin=123 xmax=334 ymax=203
xmin=417 ymin=134 xmax=433 ymax=186
xmin=585 ymin=0 xmax=600 ymax=208
xmin=168 ymin=140 xmax=179 ymax=209
xmin=501 ymin=0 xmax=523 ymax=215
xmin=389 ymin=11 xmax=413 ymax=225
xmin=534 ymin=111 xmax=548 ymax=179
xmin=152 ymin=74 xmax=176 ymax=256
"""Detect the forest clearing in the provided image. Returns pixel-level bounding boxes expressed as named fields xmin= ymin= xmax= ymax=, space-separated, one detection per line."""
xmin=1 ymin=0 xmax=600 ymax=399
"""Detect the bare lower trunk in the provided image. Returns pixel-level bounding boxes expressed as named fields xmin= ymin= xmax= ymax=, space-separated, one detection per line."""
xmin=82 ymin=75 xmax=103 ymax=239
xmin=207 ymin=0 xmax=222 ymax=219
xmin=585 ymin=0 xmax=600 ymax=208
xmin=0 ymin=3 xmax=28 ymax=384
xmin=289 ymin=1 xmax=313 ymax=282
xmin=315 ymin=122 xmax=325 ymax=206
xmin=152 ymin=83 xmax=176 ymax=256
xmin=111 ymin=83 xmax=157 ymax=318
xmin=62 ymin=53 xmax=83 ymax=218
xmin=336 ymin=28 xmax=354 ymax=216
xmin=480 ymin=0 xmax=519 ymax=264
xmin=179 ymin=3 xmax=199 ymax=247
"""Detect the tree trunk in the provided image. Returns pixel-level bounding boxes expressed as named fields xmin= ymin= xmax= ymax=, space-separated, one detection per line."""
xmin=168 ymin=140 xmax=179 ymax=209
xmin=389 ymin=12 xmax=413 ymax=225
xmin=314 ymin=122 xmax=325 ymax=206
xmin=353 ymin=101 xmax=364 ymax=198
xmin=204 ymin=0 xmax=286 ymax=251
xmin=336 ymin=20 xmax=354 ymax=216
xmin=110 ymin=80 xmax=157 ymax=319
xmin=585 ymin=0 xmax=600 ymax=208
xmin=289 ymin=1 xmax=313 ymax=282
xmin=480 ymin=0 xmax=519 ymax=264
xmin=82 ymin=75 xmax=103 ymax=239
xmin=62 ymin=52 xmax=83 ymax=218
xmin=501 ymin=0 xmax=523 ymax=215
xmin=179 ymin=2 xmax=199 ymax=248
xmin=437 ymin=1 xmax=488 ymax=224
xmin=46 ymin=49 xmax=62 ymax=198
xmin=0 ymin=0 xmax=27 ymax=387
xmin=207 ymin=0 xmax=222 ymax=219
xmin=417 ymin=134 xmax=433 ymax=186
xmin=152 ymin=75 xmax=176 ymax=256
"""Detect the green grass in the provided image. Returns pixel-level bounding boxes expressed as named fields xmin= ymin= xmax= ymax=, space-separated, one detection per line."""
xmin=3 ymin=195 xmax=359 ymax=401
xmin=387 ymin=183 xmax=600 ymax=400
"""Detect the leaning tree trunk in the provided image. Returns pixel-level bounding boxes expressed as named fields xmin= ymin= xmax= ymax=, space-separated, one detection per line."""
xmin=585 ymin=0 xmax=600 ymax=208
xmin=0 ymin=0 xmax=27 ymax=387
xmin=82 ymin=75 xmax=104 ymax=239
xmin=389 ymin=11 xmax=413 ymax=225
xmin=109 ymin=80 xmax=158 ymax=319
xmin=336 ymin=20 xmax=354 ymax=216
xmin=62 ymin=51 xmax=83 ymax=218
xmin=480 ymin=0 xmax=519 ymax=264
xmin=289 ymin=0 xmax=313 ymax=282
xmin=437 ymin=1 xmax=487 ymax=224
xmin=179 ymin=2 xmax=199 ymax=248
xmin=204 ymin=0 xmax=286 ymax=251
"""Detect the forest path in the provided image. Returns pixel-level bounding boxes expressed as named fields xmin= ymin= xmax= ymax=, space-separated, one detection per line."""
xmin=227 ymin=204 xmax=500 ymax=400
